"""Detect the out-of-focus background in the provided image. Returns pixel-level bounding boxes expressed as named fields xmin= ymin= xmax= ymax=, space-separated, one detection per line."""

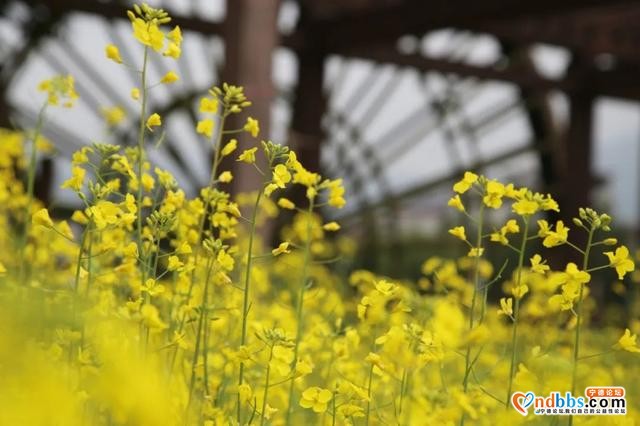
xmin=1 ymin=0 xmax=640 ymax=278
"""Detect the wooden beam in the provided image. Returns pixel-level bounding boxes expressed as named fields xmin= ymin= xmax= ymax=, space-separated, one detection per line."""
xmin=341 ymin=47 xmax=640 ymax=101
xmin=36 ymin=0 xmax=223 ymax=36
xmin=292 ymin=0 xmax=639 ymax=54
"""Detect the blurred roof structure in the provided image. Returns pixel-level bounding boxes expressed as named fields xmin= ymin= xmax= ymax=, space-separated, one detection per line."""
xmin=1 ymin=0 xmax=640 ymax=261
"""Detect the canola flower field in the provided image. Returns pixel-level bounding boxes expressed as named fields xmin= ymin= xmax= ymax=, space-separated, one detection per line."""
xmin=0 ymin=4 xmax=639 ymax=425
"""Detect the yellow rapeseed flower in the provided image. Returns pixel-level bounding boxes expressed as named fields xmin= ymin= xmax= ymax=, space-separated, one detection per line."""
xmin=323 ymin=222 xmax=340 ymax=231
xmin=530 ymin=254 xmax=549 ymax=274
xmin=221 ymin=139 xmax=238 ymax=157
xmin=105 ymin=44 xmax=123 ymax=64
xmin=199 ymin=97 xmax=218 ymax=114
xmin=218 ymin=171 xmax=233 ymax=183
xmin=146 ymin=113 xmax=162 ymax=131
xmin=604 ymin=246 xmax=635 ymax=280
xmin=61 ymin=166 xmax=86 ymax=192
xmin=33 ymin=208 xmax=54 ymax=227
xmin=101 ymin=106 xmax=126 ymax=127
xmin=243 ymin=117 xmax=260 ymax=137
xmin=482 ymin=180 xmax=505 ymax=209
xmin=448 ymin=226 xmax=466 ymax=241
xmin=160 ymin=71 xmax=179 ymax=84
xmin=616 ymin=328 xmax=640 ymax=353
xmin=196 ymin=119 xmax=214 ymax=138
xmin=497 ymin=297 xmax=513 ymax=317
xmin=131 ymin=18 xmax=164 ymax=51
xmin=277 ymin=198 xmax=295 ymax=210
xmin=237 ymin=147 xmax=257 ymax=164
xmin=448 ymin=194 xmax=465 ymax=212
xmin=299 ymin=387 xmax=332 ymax=413
xmin=272 ymin=164 xmax=291 ymax=189
xmin=542 ymin=220 xmax=569 ymax=247
xmin=272 ymin=242 xmax=290 ymax=256
xmin=453 ymin=171 xmax=478 ymax=194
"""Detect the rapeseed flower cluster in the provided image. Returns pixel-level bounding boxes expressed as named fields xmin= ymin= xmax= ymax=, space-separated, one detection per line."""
xmin=0 ymin=4 xmax=638 ymax=425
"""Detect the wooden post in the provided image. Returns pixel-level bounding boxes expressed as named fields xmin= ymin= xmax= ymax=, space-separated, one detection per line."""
xmin=222 ymin=0 xmax=280 ymax=194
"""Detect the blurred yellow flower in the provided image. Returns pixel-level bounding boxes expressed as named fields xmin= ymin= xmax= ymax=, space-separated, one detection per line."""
xmin=196 ymin=119 xmax=214 ymax=138
xmin=497 ymin=297 xmax=513 ymax=317
xmin=199 ymin=97 xmax=218 ymax=114
xmin=617 ymin=329 xmax=640 ymax=353
xmin=146 ymin=113 xmax=161 ymax=131
xmin=448 ymin=226 xmax=466 ymax=241
xmin=243 ymin=117 xmax=259 ymax=137
xmin=105 ymin=44 xmax=123 ymax=64
xmin=323 ymin=222 xmax=340 ymax=231
xmin=277 ymin=198 xmax=295 ymax=210
xmin=272 ymin=242 xmax=290 ymax=256
xmin=221 ymin=139 xmax=237 ymax=157
xmin=61 ymin=166 xmax=86 ymax=192
xmin=33 ymin=208 xmax=53 ymax=227
xmin=218 ymin=171 xmax=233 ymax=183
xmin=448 ymin=194 xmax=465 ymax=212
xmin=160 ymin=71 xmax=179 ymax=84
xmin=101 ymin=106 xmax=126 ymax=127
xmin=300 ymin=387 xmax=332 ymax=413
xmin=237 ymin=148 xmax=257 ymax=164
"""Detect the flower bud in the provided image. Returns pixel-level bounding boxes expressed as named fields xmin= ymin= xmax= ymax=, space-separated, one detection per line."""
xmin=579 ymin=207 xmax=587 ymax=220
xmin=603 ymin=238 xmax=618 ymax=246
xmin=572 ymin=218 xmax=583 ymax=227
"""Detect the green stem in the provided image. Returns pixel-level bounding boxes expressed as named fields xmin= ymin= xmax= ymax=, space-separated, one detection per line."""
xmin=365 ymin=363 xmax=374 ymax=426
xmin=168 ymin=112 xmax=227 ymax=378
xmin=462 ymin=204 xmax=485 ymax=401
xmin=136 ymin=46 xmax=149 ymax=277
xmin=84 ymin=222 xmax=94 ymax=298
xmin=260 ymin=344 xmax=274 ymax=426
xmin=285 ymin=198 xmax=315 ymax=426
xmin=19 ymin=103 xmax=47 ymax=284
xmin=186 ymin=257 xmax=214 ymax=418
xmin=505 ymin=218 xmax=530 ymax=406
xmin=569 ymin=225 xmax=595 ymax=426
xmin=398 ymin=368 xmax=409 ymax=417
xmin=332 ymin=389 xmax=337 ymax=426
xmin=237 ymin=187 xmax=264 ymax=425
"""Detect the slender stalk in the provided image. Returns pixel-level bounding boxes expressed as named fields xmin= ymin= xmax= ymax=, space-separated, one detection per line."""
xmin=135 ymin=46 xmax=149 ymax=272
xmin=237 ymin=188 xmax=264 ymax=425
xmin=285 ymin=199 xmax=315 ymax=426
xmin=260 ymin=344 xmax=274 ymax=426
xmin=187 ymin=113 xmax=227 ymax=299
xmin=365 ymin=363 xmax=375 ymax=426
xmin=18 ymin=103 xmax=47 ymax=284
xmin=568 ymin=225 xmax=595 ymax=426
xmin=168 ymin=113 xmax=227 ymax=378
xmin=332 ymin=389 xmax=337 ymax=426
xmin=84 ymin=222 xmax=94 ymax=297
xmin=505 ymin=218 xmax=530 ymax=406
xmin=186 ymin=257 xmax=214 ymax=417
xmin=462 ymin=205 xmax=485 ymax=394
xmin=398 ymin=368 xmax=408 ymax=417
